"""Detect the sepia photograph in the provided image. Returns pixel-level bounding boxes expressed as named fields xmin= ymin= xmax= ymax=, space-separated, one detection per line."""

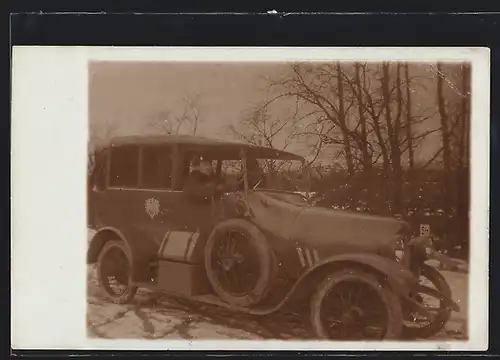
xmin=87 ymin=58 xmax=473 ymax=341
xmin=11 ymin=47 xmax=489 ymax=351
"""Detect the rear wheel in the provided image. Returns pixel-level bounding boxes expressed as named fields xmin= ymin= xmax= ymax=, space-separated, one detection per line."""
xmin=97 ymin=240 xmax=137 ymax=304
xmin=310 ymin=268 xmax=403 ymax=340
xmin=204 ymin=219 xmax=275 ymax=307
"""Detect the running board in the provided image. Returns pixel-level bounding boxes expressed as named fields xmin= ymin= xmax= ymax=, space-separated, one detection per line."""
xmin=131 ymin=281 xmax=286 ymax=316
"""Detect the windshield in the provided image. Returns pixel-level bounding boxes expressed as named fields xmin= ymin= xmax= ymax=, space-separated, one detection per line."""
xmin=220 ymin=158 xmax=310 ymax=193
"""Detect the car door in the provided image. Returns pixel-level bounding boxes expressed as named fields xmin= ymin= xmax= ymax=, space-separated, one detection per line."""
xmin=136 ymin=144 xmax=213 ymax=265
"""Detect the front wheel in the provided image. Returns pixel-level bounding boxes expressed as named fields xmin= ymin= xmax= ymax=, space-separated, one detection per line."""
xmin=96 ymin=240 xmax=137 ymax=304
xmin=402 ymin=263 xmax=452 ymax=339
xmin=310 ymin=268 xmax=403 ymax=340
xmin=204 ymin=219 xmax=275 ymax=307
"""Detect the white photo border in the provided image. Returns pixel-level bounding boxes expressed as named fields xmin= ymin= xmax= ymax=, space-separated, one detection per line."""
xmin=11 ymin=46 xmax=490 ymax=351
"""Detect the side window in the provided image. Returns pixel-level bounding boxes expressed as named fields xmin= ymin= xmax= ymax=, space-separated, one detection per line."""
xmin=221 ymin=159 xmax=241 ymax=179
xmin=174 ymin=151 xmax=198 ymax=190
xmin=91 ymin=149 xmax=107 ymax=191
xmin=109 ymin=145 xmax=139 ymax=188
xmin=220 ymin=159 xmax=242 ymax=188
xmin=176 ymin=156 xmax=191 ymax=191
xmin=141 ymin=145 xmax=173 ymax=189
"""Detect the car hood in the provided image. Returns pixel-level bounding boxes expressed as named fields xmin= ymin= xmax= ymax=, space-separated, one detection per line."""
xmin=289 ymin=205 xmax=407 ymax=256
xmin=246 ymin=191 xmax=307 ymax=241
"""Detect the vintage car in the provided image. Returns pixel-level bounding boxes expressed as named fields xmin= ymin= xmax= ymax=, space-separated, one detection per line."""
xmin=87 ymin=134 xmax=460 ymax=340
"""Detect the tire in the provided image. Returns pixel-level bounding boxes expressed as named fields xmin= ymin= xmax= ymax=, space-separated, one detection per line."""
xmin=204 ymin=219 xmax=275 ymax=307
xmin=96 ymin=240 xmax=137 ymax=304
xmin=402 ymin=263 xmax=452 ymax=339
xmin=310 ymin=268 xmax=404 ymax=340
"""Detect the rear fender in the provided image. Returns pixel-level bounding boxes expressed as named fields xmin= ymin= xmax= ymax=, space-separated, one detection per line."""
xmin=281 ymin=253 xmax=417 ymax=310
xmin=87 ymin=227 xmax=133 ymax=265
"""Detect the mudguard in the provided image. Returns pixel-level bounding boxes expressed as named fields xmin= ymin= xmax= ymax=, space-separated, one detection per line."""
xmin=215 ymin=252 xmax=419 ymax=316
xmin=87 ymin=227 xmax=163 ymax=283
xmin=281 ymin=252 xmax=419 ymax=309
xmin=87 ymin=227 xmax=133 ymax=265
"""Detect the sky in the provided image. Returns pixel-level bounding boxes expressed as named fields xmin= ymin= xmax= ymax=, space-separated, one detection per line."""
xmin=88 ymin=61 xmax=468 ymax=165
xmin=89 ymin=62 xmax=277 ymax=139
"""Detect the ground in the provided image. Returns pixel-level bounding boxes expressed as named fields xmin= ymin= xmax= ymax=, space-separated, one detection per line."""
xmin=87 ymin=243 xmax=468 ymax=340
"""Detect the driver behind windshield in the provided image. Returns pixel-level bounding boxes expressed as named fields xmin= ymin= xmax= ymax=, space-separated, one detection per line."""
xmin=183 ymin=157 xmax=224 ymax=202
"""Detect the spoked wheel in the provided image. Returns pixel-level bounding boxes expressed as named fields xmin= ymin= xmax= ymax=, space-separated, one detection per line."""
xmin=212 ymin=230 xmax=261 ymax=294
xmin=97 ymin=240 xmax=137 ymax=304
xmin=402 ymin=263 xmax=452 ymax=339
xmin=311 ymin=269 xmax=403 ymax=340
xmin=205 ymin=219 xmax=275 ymax=307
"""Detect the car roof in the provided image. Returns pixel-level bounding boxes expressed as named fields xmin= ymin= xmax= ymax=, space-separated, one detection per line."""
xmin=96 ymin=134 xmax=304 ymax=161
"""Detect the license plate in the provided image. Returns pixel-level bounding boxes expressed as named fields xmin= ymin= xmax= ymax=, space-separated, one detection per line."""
xmin=420 ymin=224 xmax=431 ymax=237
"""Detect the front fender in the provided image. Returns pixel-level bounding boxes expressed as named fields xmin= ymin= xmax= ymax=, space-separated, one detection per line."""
xmin=281 ymin=253 xmax=418 ymax=310
xmin=317 ymin=253 xmax=417 ymax=296
xmin=227 ymin=252 xmax=418 ymax=316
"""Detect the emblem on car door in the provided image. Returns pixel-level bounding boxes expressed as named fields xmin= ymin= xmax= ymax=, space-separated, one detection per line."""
xmin=145 ymin=198 xmax=161 ymax=219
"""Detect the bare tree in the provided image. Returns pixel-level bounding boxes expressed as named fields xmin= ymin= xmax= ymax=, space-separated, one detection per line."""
xmin=452 ymin=63 xmax=471 ymax=172
xmin=149 ymin=109 xmax=185 ymax=135
xmin=431 ymin=62 xmax=471 ymax=253
xmin=183 ymin=93 xmax=203 ymax=136
xmin=444 ymin=63 xmax=471 ymax=252
xmin=342 ymin=62 xmax=392 ymax=197
xmin=227 ymin=103 xmax=300 ymax=175
xmin=149 ymin=93 xmax=204 ymax=136
xmin=379 ymin=62 xmax=405 ymax=213
xmin=404 ymin=63 xmax=415 ymax=170
xmin=265 ymin=63 xmax=359 ymax=176
xmin=454 ymin=62 xmax=471 ymax=252
xmin=228 ymin=102 xmax=299 ymax=150
xmin=436 ymin=62 xmax=453 ymax=213
xmin=261 ymin=61 xmax=440 ymax=214
xmin=353 ymin=62 xmax=372 ymax=174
